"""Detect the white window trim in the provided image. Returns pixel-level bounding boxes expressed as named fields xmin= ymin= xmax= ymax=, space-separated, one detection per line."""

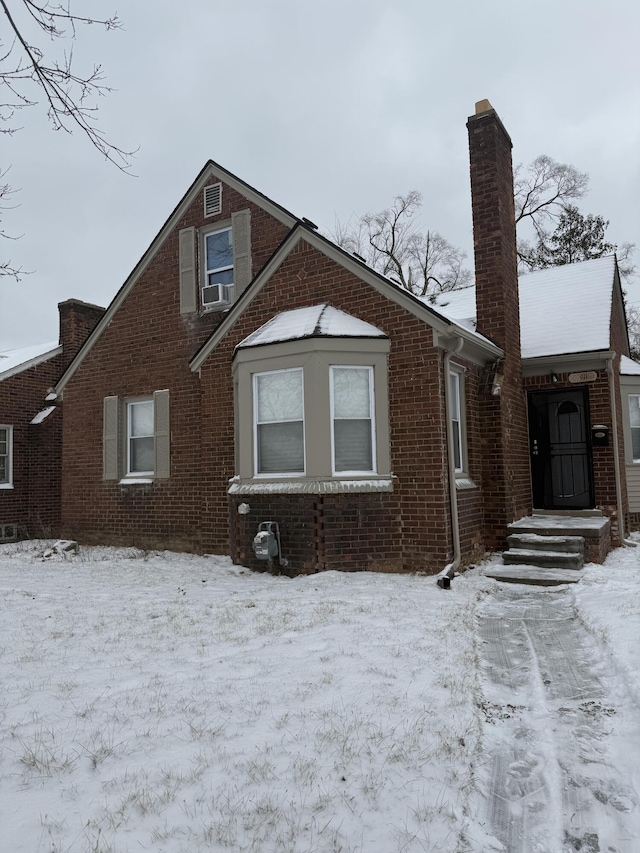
xmin=449 ymin=365 xmax=474 ymax=485
xmin=450 ymin=370 xmax=463 ymax=474
xmin=0 ymin=425 xmax=13 ymax=488
xmin=126 ymin=399 xmax=154 ymax=477
xmin=330 ymin=365 xmax=377 ymax=476
xmin=202 ymin=225 xmax=234 ymax=309
xmin=629 ymin=394 xmax=640 ymax=462
xmin=253 ymin=368 xmax=306 ymax=478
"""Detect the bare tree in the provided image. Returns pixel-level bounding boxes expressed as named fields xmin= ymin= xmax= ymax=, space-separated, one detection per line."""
xmin=1 ymin=1 xmax=132 ymax=277
xmin=514 ymin=155 xmax=589 ymax=269
xmin=333 ymin=191 xmax=471 ymax=302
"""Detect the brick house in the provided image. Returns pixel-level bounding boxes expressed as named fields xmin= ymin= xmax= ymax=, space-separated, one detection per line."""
xmin=0 ymin=300 xmax=104 ymax=541
xmin=49 ymin=101 xmax=638 ymax=572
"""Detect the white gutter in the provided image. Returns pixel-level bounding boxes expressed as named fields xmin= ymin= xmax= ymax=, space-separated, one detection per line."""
xmin=438 ymin=336 xmax=465 ymax=586
xmin=606 ymin=353 xmax=626 ymax=544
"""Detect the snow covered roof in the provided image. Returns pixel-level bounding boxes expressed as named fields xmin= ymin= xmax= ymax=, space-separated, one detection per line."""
xmin=0 ymin=341 xmax=61 ymax=381
xmin=236 ymin=304 xmax=387 ymax=350
xmin=620 ymin=355 xmax=640 ymax=376
xmin=435 ymin=256 xmax=618 ymax=359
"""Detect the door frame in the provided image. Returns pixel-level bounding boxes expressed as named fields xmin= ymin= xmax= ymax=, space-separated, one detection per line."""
xmin=527 ymin=386 xmax=595 ymax=510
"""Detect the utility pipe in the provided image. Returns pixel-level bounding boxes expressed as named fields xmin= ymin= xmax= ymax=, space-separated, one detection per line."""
xmin=438 ymin=336 xmax=465 ymax=586
xmin=606 ymin=353 xmax=626 ymax=544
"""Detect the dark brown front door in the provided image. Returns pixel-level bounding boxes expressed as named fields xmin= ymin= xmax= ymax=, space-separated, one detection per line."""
xmin=528 ymin=388 xmax=594 ymax=509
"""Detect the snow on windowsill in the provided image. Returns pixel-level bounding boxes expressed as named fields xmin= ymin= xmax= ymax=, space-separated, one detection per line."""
xmin=118 ymin=478 xmax=154 ymax=485
xmin=0 ymin=483 xmax=14 ymax=489
xmin=455 ymin=476 xmax=477 ymax=490
xmin=228 ymin=476 xmax=394 ymax=495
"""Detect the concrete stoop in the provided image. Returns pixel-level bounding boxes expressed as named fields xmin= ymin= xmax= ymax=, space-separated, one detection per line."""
xmin=484 ymin=512 xmax=611 ymax=586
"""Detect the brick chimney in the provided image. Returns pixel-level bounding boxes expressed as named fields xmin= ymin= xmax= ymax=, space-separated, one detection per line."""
xmin=58 ymin=299 xmax=105 ymax=372
xmin=467 ymin=100 xmax=531 ymax=544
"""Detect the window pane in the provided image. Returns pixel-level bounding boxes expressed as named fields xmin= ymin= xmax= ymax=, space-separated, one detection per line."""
xmin=0 ymin=428 xmax=6 ymax=455
xmin=632 ymin=428 xmax=640 ymax=462
xmin=452 ymin=422 xmax=462 ymax=470
xmin=131 ymin=436 xmax=154 ymax=472
xmin=130 ymin=401 xmax=153 ymax=437
xmin=208 ymin=268 xmax=234 ymax=286
xmin=449 ymin=373 xmax=460 ymax=420
xmin=334 ymin=419 xmax=372 ymax=471
xmin=630 ymin=396 xmax=640 ymax=428
xmin=0 ymin=458 xmax=6 ymax=482
xmin=258 ymin=422 xmax=304 ymax=473
xmin=206 ymin=229 xmax=233 ymax=271
xmin=333 ymin=368 xmax=370 ymax=419
xmin=257 ymin=371 xmax=303 ymax=422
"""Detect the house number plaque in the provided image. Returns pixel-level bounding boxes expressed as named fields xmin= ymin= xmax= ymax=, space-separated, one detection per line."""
xmin=568 ymin=371 xmax=597 ymax=383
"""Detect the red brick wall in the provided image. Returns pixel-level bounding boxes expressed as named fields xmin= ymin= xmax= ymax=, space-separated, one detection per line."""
xmin=0 ymin=353 xmax=63 ymax=538
xmin=28 ymin=409 xmax=62 ymax=536
xmin=60 ymin=176 xmax=290 ymax=551
xmin=467 ymin=106 xmax=531 ymax=547
xmin=58 ymin=300 xmax=106 ymax=372
xmin=202 ymin=239 xmax=468 ymax=573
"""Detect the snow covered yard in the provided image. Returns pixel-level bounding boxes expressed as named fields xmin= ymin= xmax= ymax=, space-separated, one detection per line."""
xmin=1 ymin=542 xmax=488 ymax=853
xmin=4 ymin=541 xmax=640 ymax=853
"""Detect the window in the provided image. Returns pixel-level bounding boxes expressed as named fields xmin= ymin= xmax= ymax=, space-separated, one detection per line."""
xmin=629 ymin=395 xmax=640 ymax=461
xmin=0 ymin=425 xmax=12 ymax=487
xmin=254 ymin=369 xmax=305 ymax=475
xmin=331 ymin=366 xmax=375 ymax=473
xmin=127 ymin=400 xmax=154 ymax=475
xmin=179 ymin=210 xmax=251 ymax=316
xmin=450 ymin=371 xmax=463 ymax=472
xmin=202 ymin=227 xmax=234 ymax=308
xmin=103 ymin=391 xmax=170 ymax=481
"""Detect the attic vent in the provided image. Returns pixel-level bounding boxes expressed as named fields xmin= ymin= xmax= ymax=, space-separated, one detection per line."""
xmin=204 ymin=183 xmax=222 ymax=217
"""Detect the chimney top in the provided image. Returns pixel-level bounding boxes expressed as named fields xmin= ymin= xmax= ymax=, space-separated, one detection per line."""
xmin=475 ymin=99 xmax=494 ymax=115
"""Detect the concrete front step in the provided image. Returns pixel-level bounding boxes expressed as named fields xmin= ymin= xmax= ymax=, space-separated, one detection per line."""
xmin=507 ymin=514 xmax=611 ymax=564
xmin=508 ymin=514 xmax=610 ymax=539
xmin=507 ymin=532 xmax=584 ymax=554
xmin=503 ymin=548 xmax=583 ymax=570
xmin=485 ymin=566 xmax=585 ymax=586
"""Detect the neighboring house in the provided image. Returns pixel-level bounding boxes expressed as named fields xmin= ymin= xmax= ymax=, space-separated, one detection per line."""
xmin=0 ymin=300 xmax=104 ymax=541
xmin=49 ymin=101 xmax=638 ymax=573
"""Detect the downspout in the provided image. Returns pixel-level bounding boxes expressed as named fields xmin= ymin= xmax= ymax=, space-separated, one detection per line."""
xmin=437 ymin=335 xmax=465 ymax=586
xmin=606 ymin=353 xmax=627 ymax=544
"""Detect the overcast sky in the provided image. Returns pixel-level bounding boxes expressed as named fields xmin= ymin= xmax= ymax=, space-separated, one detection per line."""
xmin=1 ymin=0 xmax=639 ymax=350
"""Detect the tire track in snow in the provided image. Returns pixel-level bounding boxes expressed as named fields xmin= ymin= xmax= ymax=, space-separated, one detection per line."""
xmin=476 ymin=585 xmax=640 ymax=852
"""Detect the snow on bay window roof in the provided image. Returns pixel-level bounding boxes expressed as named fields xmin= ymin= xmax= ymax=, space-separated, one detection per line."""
xmin=236 ymin=304 xmax=387 ymax=350
xmin=434 ymin=256 xmax=618 ymax=359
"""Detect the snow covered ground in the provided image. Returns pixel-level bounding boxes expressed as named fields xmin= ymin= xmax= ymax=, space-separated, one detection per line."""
xmin=2 ymin=540 xmax=640 ymax=852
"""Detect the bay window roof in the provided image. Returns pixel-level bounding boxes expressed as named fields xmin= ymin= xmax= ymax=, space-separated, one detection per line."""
xmin=236 ymin=304 xmax=387 ymax=351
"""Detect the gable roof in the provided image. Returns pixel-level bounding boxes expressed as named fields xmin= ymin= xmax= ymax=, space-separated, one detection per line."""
xmin=435 ymin=255 xmax=619 ymax=359
xmin=191 ymin=224 xmax=502 ymax=371
xmin=236 ymin=304 xmax=387 ymax=350
xmin=0 ymin=341 xmax=61 ymax=382
xmin=55 ymin=160 xmax=300 ymax=395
